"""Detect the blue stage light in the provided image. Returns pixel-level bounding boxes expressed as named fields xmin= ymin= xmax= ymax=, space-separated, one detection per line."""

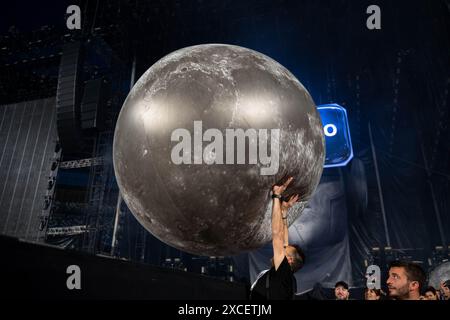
xmin=317 ymin=104 xmax=353 ymax=168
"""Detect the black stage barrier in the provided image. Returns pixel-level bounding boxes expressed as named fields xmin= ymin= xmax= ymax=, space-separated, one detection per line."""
xmin=0 ymin=235 xmax=248 ymax=299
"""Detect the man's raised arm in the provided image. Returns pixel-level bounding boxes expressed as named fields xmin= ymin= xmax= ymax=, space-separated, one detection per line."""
xmin=271 ymin=177 xmax=294 ymax=270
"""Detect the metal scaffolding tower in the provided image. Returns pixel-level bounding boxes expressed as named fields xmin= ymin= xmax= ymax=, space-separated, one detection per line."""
xmin=82 ymin=130 xmax=113 ymax=254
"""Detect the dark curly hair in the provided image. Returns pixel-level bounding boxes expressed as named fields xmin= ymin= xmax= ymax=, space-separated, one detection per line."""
xmin=289 ymin=244 xmax=305 ymax=272
xmin=270 ymin=245 xmax=305 ymax=272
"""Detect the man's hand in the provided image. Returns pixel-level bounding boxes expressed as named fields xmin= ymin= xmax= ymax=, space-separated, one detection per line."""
xmin=272 ymin=177 xmax=294 ymax=196
xmin=281 ymin=194 xmax=300 ymax=213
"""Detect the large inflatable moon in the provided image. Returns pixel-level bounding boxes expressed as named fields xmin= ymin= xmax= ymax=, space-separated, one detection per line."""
xmin=113 ymin=44 xmax=324 ymax=256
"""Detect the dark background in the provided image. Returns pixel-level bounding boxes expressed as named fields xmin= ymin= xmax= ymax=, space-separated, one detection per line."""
xmin=0 ymin=0 xmax=449 ymax=296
